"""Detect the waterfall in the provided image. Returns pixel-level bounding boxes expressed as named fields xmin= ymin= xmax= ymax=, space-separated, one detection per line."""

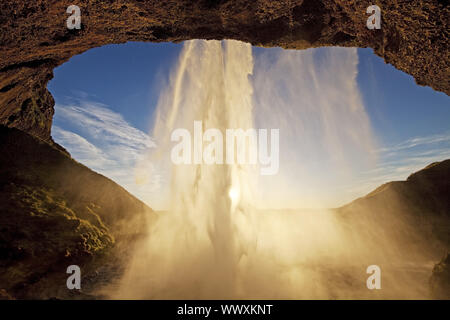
xmin=116 ymin=40 xmax=259 ymax=299
xmin=112 ymin=41 xmax=429 ymax=299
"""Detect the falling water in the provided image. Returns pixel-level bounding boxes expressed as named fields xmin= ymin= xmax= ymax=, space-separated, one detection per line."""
xmin=115 ymin=40 xmax=259 ymax=299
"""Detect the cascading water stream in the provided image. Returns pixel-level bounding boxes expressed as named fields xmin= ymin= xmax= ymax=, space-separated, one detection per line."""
xmin=115 ymin=40 xmax=259 ymax=299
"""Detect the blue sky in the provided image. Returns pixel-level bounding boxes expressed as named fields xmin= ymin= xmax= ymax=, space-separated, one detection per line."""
xmin=48 ymin=41 xmax=450 ymax=209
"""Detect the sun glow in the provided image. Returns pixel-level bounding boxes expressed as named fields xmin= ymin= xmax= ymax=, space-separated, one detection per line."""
xmin=228 ymin=187 xmax=240 ymax=205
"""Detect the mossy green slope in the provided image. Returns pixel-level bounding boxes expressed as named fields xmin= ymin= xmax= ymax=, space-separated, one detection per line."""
xmin=0 ymin=125 xmax=155 ymax=299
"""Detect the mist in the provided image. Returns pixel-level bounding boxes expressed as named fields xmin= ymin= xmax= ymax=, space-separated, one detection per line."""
xmin=107 ymin=40 xmax=443 ymax=300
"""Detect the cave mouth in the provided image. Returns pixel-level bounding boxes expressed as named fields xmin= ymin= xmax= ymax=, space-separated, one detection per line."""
xmin=1 ymin=1 xmax=449 ymax=300
xmin=48 ymin=40 xmax=450 ymax=211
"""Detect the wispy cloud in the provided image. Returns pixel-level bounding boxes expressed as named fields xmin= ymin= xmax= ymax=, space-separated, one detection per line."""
xmin=377 ymin=132 xmax=450 ymax=170
xmin=53 ymin=100 xmax=160 ymax=206
xmin=52 ymin=126 xmax=113 ymax=168
xmin=378 ymin=132 xmax=450 ymax=154
xmin=56 ymin=101 xmax=155 ymax=151
xmin=342 ymin=132 xmax=450 ymax=199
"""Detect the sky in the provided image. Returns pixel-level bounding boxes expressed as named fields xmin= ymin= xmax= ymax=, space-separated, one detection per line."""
xmin=48 ymin=41 xmax=450 ymax=210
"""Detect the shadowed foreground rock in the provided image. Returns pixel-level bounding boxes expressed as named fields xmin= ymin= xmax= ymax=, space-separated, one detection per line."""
xmin=0 ymin=0 xmax=449 ymax=142
xmin=0 ymin=125 xmax=155 ymax=299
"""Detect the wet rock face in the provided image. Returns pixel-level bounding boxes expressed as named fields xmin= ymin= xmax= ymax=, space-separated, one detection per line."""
xmin=0 ymin=0 xmax=449 ymax=142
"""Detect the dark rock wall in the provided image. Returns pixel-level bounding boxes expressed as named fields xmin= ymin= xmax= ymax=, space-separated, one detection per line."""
xmin=0 ymin=0 xmax=449 ymax=142
xmin=0 ymin=125 xmax=155 ymax=298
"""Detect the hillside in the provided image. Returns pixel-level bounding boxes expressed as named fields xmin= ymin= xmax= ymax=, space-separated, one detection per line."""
xmin=338 ymin=159 xmax=450 ymax=298
xmin=0 ymin=125 xmax=155 ymax=299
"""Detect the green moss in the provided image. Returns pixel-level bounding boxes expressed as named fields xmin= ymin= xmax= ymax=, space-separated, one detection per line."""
xmin=0 ymin=125 xmax=155 ymax=298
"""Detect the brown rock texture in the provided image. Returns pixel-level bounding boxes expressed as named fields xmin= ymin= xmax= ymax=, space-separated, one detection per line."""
xmin=0 ymin=125 xmax=155 ymax=299
xmin=0 ymin=0 xmax=449 ymax=142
